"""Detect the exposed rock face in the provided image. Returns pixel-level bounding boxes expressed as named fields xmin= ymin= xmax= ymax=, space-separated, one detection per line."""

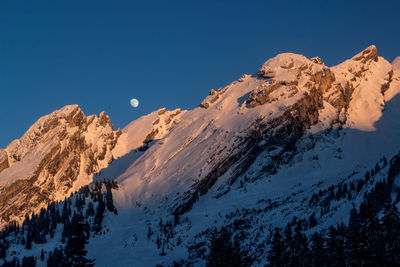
xmin=143 ymin=108 xmax=182 ymax=144
xmin=171 ymin=45 xmax=398 ymax=215
xmin=201 ymin=87 xmax=230 ymax=109
xmin=174 ymin=68 xmax=330 ymax=215
xmin=0 ymin=105 xmax=120 ymax=226
xmin=352 ymin=45 xmax=378 ymax=63
xmin=0 ymin=150 xmax=8 ymax=174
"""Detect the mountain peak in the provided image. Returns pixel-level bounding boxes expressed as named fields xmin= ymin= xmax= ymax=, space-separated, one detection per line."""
xmin=58 ymin=104 xmax=80 ymax=113
xmin=0 ymin=105 xmax=121 ymax=226
xmin=258 ymin=53 xmax=316 ymax=79
xmin=351 ymin=45 xmax=378 ymax=63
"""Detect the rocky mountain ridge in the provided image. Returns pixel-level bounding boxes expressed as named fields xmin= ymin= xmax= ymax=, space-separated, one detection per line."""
xmin=0 ymin=105 xmax=121 ymax=227
xmin=0 ymin=103 xmax=186 ymax=229
xmin=111 ymin=45 xmax=399 ymax=217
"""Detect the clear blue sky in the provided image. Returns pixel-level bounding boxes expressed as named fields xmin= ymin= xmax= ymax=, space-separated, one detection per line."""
xmin=1 ymin=0 xmax=399 ymax=147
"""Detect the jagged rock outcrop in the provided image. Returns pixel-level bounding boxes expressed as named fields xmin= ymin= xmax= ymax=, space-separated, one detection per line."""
xmin=201 ymin=86 xmax=231 ymax=109
xmin=0 ymin=150 xmax=8 ymax=173
xmin=0 ymin=105 xmax=121 ymax=226
xmin=247 ymin=54 xmax=335 ymax=108
xmin=144 ymin=108 xmax=182 ymax=144
xmin=352 ymin=45 xmax=378 ymax=63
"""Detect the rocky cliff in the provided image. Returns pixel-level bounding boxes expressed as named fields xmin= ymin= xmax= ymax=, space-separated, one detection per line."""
xmin=0 ymin=105 xmax=121 ymax=226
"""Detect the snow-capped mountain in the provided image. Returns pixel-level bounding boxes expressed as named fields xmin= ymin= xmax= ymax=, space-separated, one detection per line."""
xmin=0 ymin=104 xmax=184 ymax=230
xmin=1 ymin=46 xmax=400 ymax=266
xmin=0 ymin=105 xmax=122 ymax=227
xmin=112 ymin=45 xmax=399 ymax=215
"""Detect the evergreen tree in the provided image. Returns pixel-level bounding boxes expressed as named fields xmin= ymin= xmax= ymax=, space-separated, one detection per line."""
xmin=40 ymin=249 xmax=45 ymax=261
xmin=267 ymin=228 xmax=285 ymax=267
xmin=61 ymin=218 xmax=71 ymax=242
xmin=61 ymin=200 xmax=69 ymax=222
xmin=47 ymin=248 xmax=67 ymax=267
xmin=309 ymin=213 xmax=317 ymax=228
xmin=292 ymin=227 xmax=310 ymax=266
xmin=282 ymin=226 xmax=295 ymax=266
xmin=381 ymin=203 xmax=400 ymax=266
xmin=0 ymin=241 xmax=6 ymax=259
xmin=325 ymin=226 xmax=345 ymax=267
xmin=86 ymin=202 xmax=95 ymax=217
xmin=25 ymin=232 xmax=32 ymax=250
xmin=360 ymin=208 xmax=384 ymax=265
xmin=310 ymin=232 xmax=326 ymax=267
xmin=3 ymin=257 xmax=20 ymax=267
xmin=345 ymin=208 xmax=362 ymax=266
xmin=105 ymin=186 xmax=115 ymax=212
xmin=21 ymin=256 xmax=35 ymax=267
xmin=93 ymin=195 xmax=105 ymax=232
xmin=64 ymin=219 xmax=93 ymax=266
xmin=206 ymin=227 xmax=248 ymax=267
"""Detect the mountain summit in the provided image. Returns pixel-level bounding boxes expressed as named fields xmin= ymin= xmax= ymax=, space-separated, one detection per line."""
xmin=1 ymin=46 xmax=400 ymax=266
xmin=0 ymin=105 xmax=120 ymax=226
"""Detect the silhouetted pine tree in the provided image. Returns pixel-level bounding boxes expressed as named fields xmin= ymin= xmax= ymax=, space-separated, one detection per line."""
xmin=292 ymin=227 xmax=310 ymax=266
xmin=381 ymin=203 xmax=400 ymax=266
xmin=21 ymin=256 xmax=35 ymax=267
xmin=61 ymin=217 xmax=71 ymax=243
xmin=25 ymin=231 xmax=32 ymax=250
xmin=267 ymin=228 xmax=285 ymax=267
xmin=2 ymin=257 xmax=20 ymax=267
xmin=282 ymin=226 xmax=296 ymax=266
xmin=325 ymin=226 xmax=345 ymax=267
xmin=61 ymin=200 xmax=69 ymax=222
xmin=206 ymin=227 xmax=248 ymax=267
xmin=86 ymin=202 xmax=95 ymax=217
xmin=93 ymin=195 xmax=105 ymax=232
xmin=47 ymin=248 xmax=67 ymax=267
xmin=310 ymin=232 xmax=326 ymax=267
xmin=345 ymin=208 xmax=362 ymax=267
xmin=361 ymin=208 xmax=384 ymax=265
xmin=40 ymin=249 xmax=44 ymax=261
xmin=308 ymin=213 xmax=317 ymax=228
xmin=0 ymin=241 xmax=6 ymax=259
xmin=64 ymin=219 xmax=93 ymax=266
xmin=105 ymin=186 xmax=115 ymax=212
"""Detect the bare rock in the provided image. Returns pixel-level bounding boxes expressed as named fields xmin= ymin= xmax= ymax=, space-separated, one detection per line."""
xmin=0 ymin=105 xmax=121 ymax=227
xmin=311 ymin=57 xmax=324 ymax=64
xmin=352 ymin=45 xmax=378 ymax=63
xmin=0 ymin=150 xmax=8 ymax=174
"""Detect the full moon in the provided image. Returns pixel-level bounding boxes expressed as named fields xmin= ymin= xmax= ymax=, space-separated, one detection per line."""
xmin=130 ymin=98 xmax=139 ymax=108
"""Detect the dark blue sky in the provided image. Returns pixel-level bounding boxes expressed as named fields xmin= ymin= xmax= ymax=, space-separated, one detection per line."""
xmin=1 ymin=0 xmax=399 ymax=147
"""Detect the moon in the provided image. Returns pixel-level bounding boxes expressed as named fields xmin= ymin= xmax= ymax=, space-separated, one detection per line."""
xmin=130 ymin=98 xmax=139 ymax=108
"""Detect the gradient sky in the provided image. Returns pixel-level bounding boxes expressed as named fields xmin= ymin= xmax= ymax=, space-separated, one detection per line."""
xmin=1 ymin=0 xmax=399 ymax=147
